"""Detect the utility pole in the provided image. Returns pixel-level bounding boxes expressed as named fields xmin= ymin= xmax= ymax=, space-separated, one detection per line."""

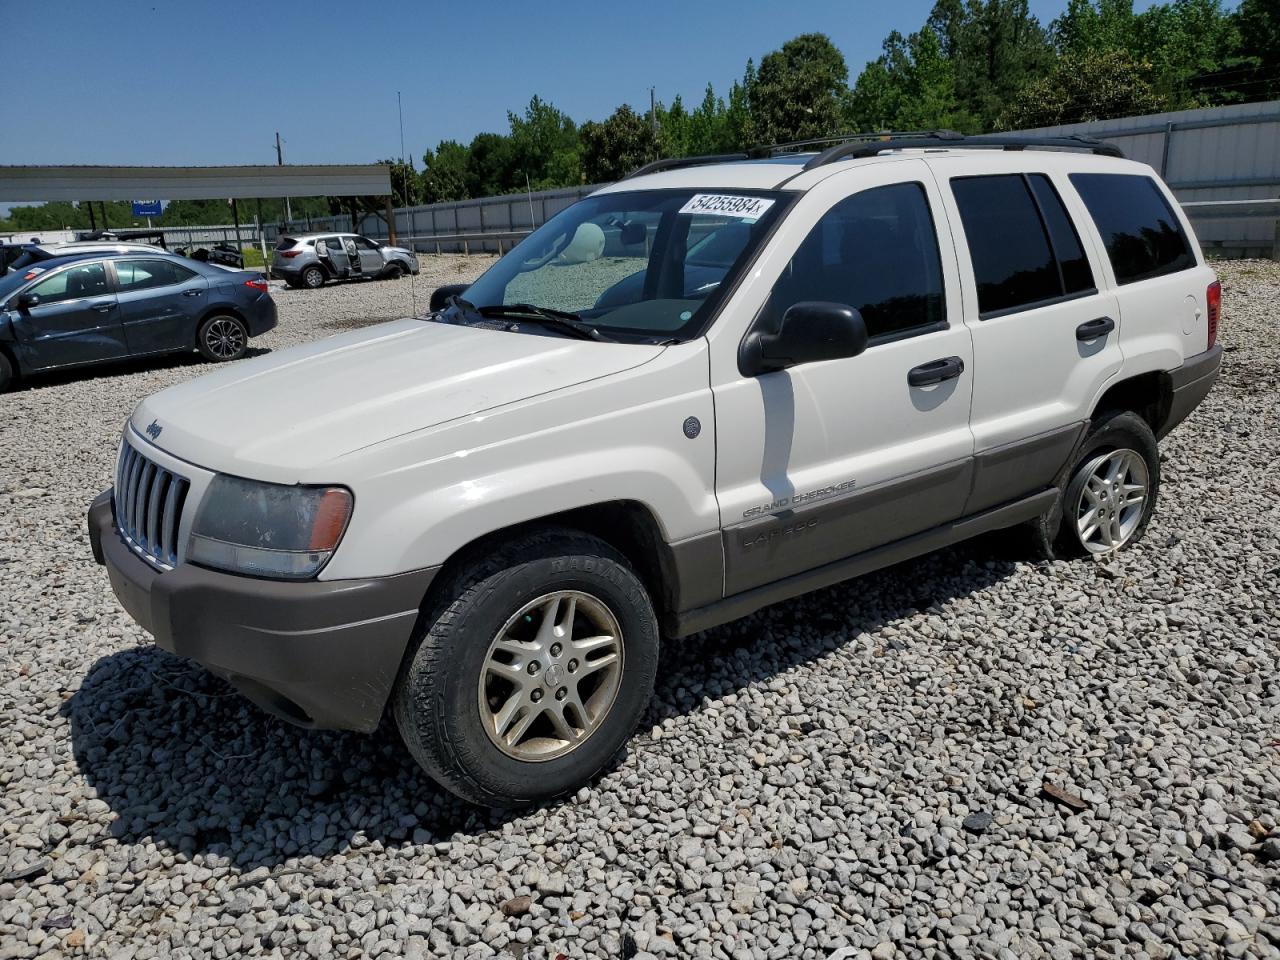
xmin=650 ymin=87 xmax=659 ymax=160
xmin=276 ymin=131 xmax=292 ymax=223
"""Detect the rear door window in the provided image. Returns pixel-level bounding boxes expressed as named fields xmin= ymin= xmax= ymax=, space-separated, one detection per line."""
xmin=114 ymin=259 xmax=197 ymax=291
xmin=951 ymin=175 xmax=1062 ymax=316
xmin=1026 ymin=174 xmax=1094 ymax=295
xmin=1069 ymin=173 xmax=1194 ymax=284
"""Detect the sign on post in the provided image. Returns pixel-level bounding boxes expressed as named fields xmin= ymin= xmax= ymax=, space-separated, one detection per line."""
xmin=131 ymin=200 xmax=162 ymax=217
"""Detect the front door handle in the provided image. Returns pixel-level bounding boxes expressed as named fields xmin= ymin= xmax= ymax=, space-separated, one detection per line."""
xmin=908 ymin=356 xmax=965 ymax=387
xmin=1076 ymin=316 xmax=1115 ymax=341
xmin=90 ymin=301 xmax=115 ymax=313
xmin=183 ymin=289 xmax=203 ymax=297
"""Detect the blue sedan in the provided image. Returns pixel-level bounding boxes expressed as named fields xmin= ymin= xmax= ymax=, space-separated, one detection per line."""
xmin=0 ymin=252 xmax=277 ymax=391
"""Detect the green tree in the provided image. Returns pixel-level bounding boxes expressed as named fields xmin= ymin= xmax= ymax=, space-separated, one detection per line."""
xmin=507 ymin=96 xmax=581 ymax=189
xmin=465 ymin=132 xmax=517 ymax=197
xmin=928 ymin=0 xmax=1055 ymax=128
xmin=1000 ymin=47 xmax=1168 ymax=127
xmin=581 ymin=105 xmax=656 ymax=182
xmin=1053 ymin=0 xmax=1139 ymax=57
xmin=421 ymin=140 xmax=470 ymax=203
xmin=1232 ymin=0 xmax=1280 ymax=100
xmin=848 ymin=27 xmax=978 ymax=132
xmin=750 ymin=34 xmax=849 ymax=145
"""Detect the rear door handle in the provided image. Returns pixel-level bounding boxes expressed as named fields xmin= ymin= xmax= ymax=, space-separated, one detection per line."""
xmin=90 ymin=301 xmax=116 ymax=313
xmin=908 ymin=356 xmax=965 ymax=387
xmin=1076 ymin=316 xmax=1115 ymax=341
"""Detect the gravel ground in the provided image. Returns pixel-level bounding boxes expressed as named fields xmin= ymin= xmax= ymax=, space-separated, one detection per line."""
xmin=1 ymin=257 xmax=1277 ymax=960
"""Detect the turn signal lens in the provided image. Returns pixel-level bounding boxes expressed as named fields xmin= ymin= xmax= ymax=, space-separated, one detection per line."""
xmin=1206 ymin=280 xmax=1221 ymax=348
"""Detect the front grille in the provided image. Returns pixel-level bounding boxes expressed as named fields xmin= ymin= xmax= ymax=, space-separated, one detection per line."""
xmin=114 ymin=438 xmax=190 ymax=570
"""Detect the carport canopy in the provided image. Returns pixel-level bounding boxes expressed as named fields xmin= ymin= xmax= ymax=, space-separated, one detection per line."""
xmin=0 ymin=164 xmax=392 ymax=202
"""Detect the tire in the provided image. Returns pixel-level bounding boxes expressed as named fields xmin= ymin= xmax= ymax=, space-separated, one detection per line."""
xmin=383 ymin=262 xmax=404 ymax=280
xmin=196 ymin=314 xmax=249 ymax=363
xmin=393 ymin=528 xmax=660 ymax=807
xmin=0 ymin=350 xmax=13 ymax=393
xmin=1036 ymin=410 xmax=1160 ymax=559
xmin=302 ymin=265 xmax=326 ymax=289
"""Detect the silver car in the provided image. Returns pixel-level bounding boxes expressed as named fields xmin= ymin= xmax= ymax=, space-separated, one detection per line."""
xmin=271 ymin=232 xmax=420 ymax=289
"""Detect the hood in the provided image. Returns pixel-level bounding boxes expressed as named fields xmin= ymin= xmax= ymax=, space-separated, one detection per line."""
xmin=382 ymin=245 xmax=414 ymax=256
xmin=133 ymin=318 xmax=663 ymax=483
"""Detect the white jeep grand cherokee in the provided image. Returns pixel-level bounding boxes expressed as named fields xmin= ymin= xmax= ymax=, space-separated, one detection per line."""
xmin=90 ymin=133 xmax=1222 ymax=806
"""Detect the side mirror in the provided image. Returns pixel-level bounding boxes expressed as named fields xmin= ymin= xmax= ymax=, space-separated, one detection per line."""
xmin=430 ymin=282 xmax=470 ymax=313
xmin=741 ymin=301 xmax=869 ymax=376
xmin=17 ymin=292 xmax=40 ymax=310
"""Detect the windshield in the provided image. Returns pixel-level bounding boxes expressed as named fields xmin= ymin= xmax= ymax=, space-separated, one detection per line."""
xmin=456 ymin=188 xmax=787 ymax=342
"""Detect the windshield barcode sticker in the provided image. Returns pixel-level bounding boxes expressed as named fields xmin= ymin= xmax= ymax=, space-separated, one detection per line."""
xmin=678 ymin=194 xmax=775 ymax=220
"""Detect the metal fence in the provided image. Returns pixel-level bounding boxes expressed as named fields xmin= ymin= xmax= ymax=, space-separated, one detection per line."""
xmin=1015 ymin=100 xmax=1280 ymax=258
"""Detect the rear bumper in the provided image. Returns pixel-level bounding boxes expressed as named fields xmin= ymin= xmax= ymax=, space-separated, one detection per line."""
xmin=249 ymin=296 xmax=277 ymax=336
xmin=88 ymin=491 xmax=436 ymax=733
xmin=1160 ymin=343 xmax=1222 ymax=438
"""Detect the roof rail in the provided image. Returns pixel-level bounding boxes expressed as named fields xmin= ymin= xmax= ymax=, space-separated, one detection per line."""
xmin=624 ymin=153 xmax=750 ymax=179
xmin=802 ymin=131 xmax=1123 ymax=170
xmin=752 ymin=130 xmax=950 ymax=157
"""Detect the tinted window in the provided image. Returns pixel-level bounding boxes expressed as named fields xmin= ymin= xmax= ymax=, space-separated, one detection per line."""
xmin=1070 ymin=173 xmax=1194 ymax=284
xmin=767 ymin=182 xmax=945 ymax=341
xmin=30 ymin=262 xmax=109 ymax=304
xmin=276 ymin=237 xmax=298 ymax=251
xmin=952 ymin=175 xmax=1060 ymax=315
xmin=114 ymin=259 xmax=196 ymax=291
xmin=1027 ymin=174 xmax=1093 ymax=294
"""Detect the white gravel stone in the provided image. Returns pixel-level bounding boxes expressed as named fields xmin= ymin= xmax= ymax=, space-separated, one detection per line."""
xmin=0 ymin=257 xmax=1277 ymax=959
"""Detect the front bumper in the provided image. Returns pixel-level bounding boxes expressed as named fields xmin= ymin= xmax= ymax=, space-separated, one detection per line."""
xmin=1160 ymin=343 xmax=1222 ymax=438
xmin=88 ymin=491 xmax=436 ymax=733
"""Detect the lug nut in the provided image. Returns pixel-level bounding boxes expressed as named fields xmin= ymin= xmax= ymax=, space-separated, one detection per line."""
xmin=555 ymin=687 xmax=567 ymax=701
xmin=550 ymin=642 xmax=562 ymax=657
xmin=567 ymin=659 xmax=579 ymax=673
xmin=531 ymin=689 xmax=543 ymax=702
xmin=527 ymin=661 xmax=540 ymax=675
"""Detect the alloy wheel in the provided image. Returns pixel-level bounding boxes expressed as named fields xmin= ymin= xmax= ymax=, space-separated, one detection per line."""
xmin=204 ymin=318 xmax=245 ymax=360
xmin=1074 ymin=448 xmax=1149 ymax=554
xmin=477 ymin=591 xmax=624 ymax=762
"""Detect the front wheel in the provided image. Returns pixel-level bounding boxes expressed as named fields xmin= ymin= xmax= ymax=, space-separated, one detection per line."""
xmin=383 ymin=262 xmax=404 ymax=280
xmin=393 ymin=529 xmax=659 ymax=807
xmin=197 ymin=314 xmax=248 ymax=362
xmin=0 ymin=351 xmax=13 ymax=393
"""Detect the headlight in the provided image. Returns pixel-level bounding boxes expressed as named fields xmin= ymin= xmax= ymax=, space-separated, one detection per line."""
xmin=187 ymin=475 xmax=353 ymax=580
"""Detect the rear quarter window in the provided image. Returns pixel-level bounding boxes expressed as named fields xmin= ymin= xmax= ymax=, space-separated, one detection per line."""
xmin=1069 ymin=173 xmax=1195 ymax=284
xmin=275 ymin=237 xmax=298 ymax=251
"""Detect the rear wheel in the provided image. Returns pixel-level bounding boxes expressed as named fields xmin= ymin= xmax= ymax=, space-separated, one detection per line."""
xmin=1032 ymin=410 xmax=1159 ymax=559
xmin=302 ymin=265 xmax=326 ymax=289
xmin=197 ymin=314 xmax=248 ymax=362
xmin=393 ymin=529 xmax=659 ymax=807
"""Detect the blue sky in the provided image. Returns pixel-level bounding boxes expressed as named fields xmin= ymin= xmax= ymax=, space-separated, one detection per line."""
xmin=8 ymin=0 xmax=1161 ymax=170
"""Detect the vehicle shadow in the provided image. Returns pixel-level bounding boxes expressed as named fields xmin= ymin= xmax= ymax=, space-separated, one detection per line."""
xmin=63 ymin=532 xmax=1022 ymax=869
xmin=11 ymin=348 xmax=271 ymax=392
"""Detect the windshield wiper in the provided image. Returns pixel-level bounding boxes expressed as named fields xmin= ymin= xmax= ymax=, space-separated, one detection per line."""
xmin=476 ymin=303 xmax=612 ymax=342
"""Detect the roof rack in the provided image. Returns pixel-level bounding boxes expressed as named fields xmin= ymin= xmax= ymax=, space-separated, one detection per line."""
xmin=624 ymin=152 xmax=750 ymax=179
xmin=802 ymin=131 xmax=1123 ymax=170
xmin=751 ymin=130 xmax=947 ymax=158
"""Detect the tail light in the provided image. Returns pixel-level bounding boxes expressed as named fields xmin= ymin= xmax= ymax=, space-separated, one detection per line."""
xmin=279 ymin=250 xmax=303 ymax=258
xmin=244 ymin=278 xmax=269 ymax=293
xmin=1206 ymin=280 xmax=1221 ymax=347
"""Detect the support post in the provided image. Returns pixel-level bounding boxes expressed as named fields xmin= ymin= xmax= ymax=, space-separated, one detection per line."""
xmin=1160 ymin=120 xmax=1174 ymax=177
xmin=385 ymin=196 xmax=397 ymax=245
xmin=87 ymin=201 xmax=97 ymax=231
xmin=231 ymin=198 xmax=242 ymax=253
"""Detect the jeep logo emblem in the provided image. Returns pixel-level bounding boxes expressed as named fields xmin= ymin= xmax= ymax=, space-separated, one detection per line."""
xmin=145 ymin=419 xmax=162 ymax=440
